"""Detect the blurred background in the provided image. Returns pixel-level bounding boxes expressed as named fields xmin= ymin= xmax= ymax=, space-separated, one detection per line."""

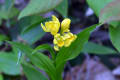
xmin=0 ymin=0 xmax=120 ymax=80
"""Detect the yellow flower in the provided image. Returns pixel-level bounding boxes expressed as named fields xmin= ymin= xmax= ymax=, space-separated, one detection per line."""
xmin=41 ymin=15 xmax=77 ymax=51
xmin=52 ymin=15 xmax=59 ymax=22
xmin=61 ymin=18 xmax=71 ymax=34
xmin=54 ymin=45 xmax=59 ymax=51
xmin=53 ymin=33 xmax=64 ymax=51
xmin=41 ymin=15 xmax=60 ymax=35
xmin=63 ymin=32 xmax=77 ymax=47
xmin=53 ymin=34 xmax=64 ymax=47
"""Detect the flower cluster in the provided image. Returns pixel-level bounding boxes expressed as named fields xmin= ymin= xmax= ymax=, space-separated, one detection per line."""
xmin=41 ymin=15 xmax=77 ymax=51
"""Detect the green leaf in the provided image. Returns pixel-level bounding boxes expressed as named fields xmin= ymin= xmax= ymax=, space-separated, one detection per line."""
xmin=0 ymin=52 xmax=21 ymax=75
xmin=109 ymin=26 xmax=120 ymax=52
xmin=20 ymin=25 xmax=45 ymax=44
xmin=20 ymin=16 xmax=46 ymax=34
xmin=55 ymin=0 xmax=68 ymax=17
xmin=0 ymin=34 xmax=9 ymax=41
xmin=0 ymin=19 xmax=2 ymax=25
xmin=8 ymin=7 xmax=19 ymax=19
xmin=55 ymin=24 xmax=100 ymax=78
xmin=87 ymin=0 xmax=112 ymax=16
xmin=87 ymin=0 xmax=120 ymax=52
xmin=9 ymin=42 xmax=56 ymax=80
xmin=87 ymin=0 xmax=120 ymax=27
xmin=0 ymin=34 xmax=9 ymax=45
xmin=32 ymin=44 xmax=56 ymax=60
xmin=16 ymin=15 xmax=46 ymax=44
xmin=4 ymin=0 xmax=15 ymax=10
xmin=0 ymin=74 xmax=3 ymax=80
xmin=82 ymin=42 xmax=117 ymax=54
xmin=31 ymin=52 xmax=56 ymax=80
xmin=99 ymin=0 xmax=120 ymax=24
xmin=17 ymin=15 xmax=44 ymax=31
xmin=22 ymin=63 xmax=48 ymax=80
xmin=0 ymin=0 xmax=19 ymax=19
xmin=56 ymin=24 xmax=99 ymax=63
xmin=18 ymin=0 xmax=63 ymax=19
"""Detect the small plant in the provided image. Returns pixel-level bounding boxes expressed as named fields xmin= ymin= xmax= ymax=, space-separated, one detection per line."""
xmin=0 ymin=0 xmax=120 ymax=80
xmin=10 ymin=15 xmax=96 ymax=80
xmin=41 ymin=15 xmax=77 ymax=51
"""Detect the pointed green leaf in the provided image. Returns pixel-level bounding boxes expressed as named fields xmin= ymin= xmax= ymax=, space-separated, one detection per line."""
xmin=16 ymin=15 xmax=46 ymax=44
xmin=20 ymin=16 xmax=46 ymax=34
xmin=0 ymin=34 xmax=9 ymax=42
xmin=0 ymin=52 xmax=21 ymax=75
xmin=18 ymin=0 xmax=63 ymax=19
xmin=55 ymin=24 xmax=101 ymax=78
xmin=56 ymin=24 xmax=100 ymax=64
xmin=20 ymin=25 xmax=45 ymax=44
xmin=87 ymin=0 xmax=112 ymax=16
xmin=82 ymin=42 xmax=117 ymax=54
xmin=55 ymin=0 xmax=68 ymax=17
xmin=32 ymin=44 xmax=56 ymax=60
xmin=9 ymin=42 xmax=56 ymax=80
xmin=0 ymin=74 xmax=3 ymax=80
xmin=109 ymin=26 xmax=120 ymax=52
xmin=22 ymin=63 xmax=48 ymax=80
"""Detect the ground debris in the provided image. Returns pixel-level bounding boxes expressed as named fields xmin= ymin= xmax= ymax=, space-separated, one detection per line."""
xmin=65 ymin=59 xmax=116 ymax=80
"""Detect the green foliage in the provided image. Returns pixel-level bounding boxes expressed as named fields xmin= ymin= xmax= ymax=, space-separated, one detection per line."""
xmin=9 ymin=42 xmax=56 ymax=80
xmin=82 ymin=42 xmax=117 ymax=54
xmin=55 ymin=0 xmax=68 ymax=17
xmin=0 ymin=19 xmax=2 ymax=25
xmin=109 ymin=26 xmax=120 ymax=52
xmin=16 ymin=15 xmax=46 ymax=44
xmin=0 ymin=52 xmax=21 ymax=75
xmin=18 ymin=15 xmax=45 ymax=33
xmin=56 ymin=24 xmax=98 ymax=63
xmin=0 ymin=74 xmax=3 ymax=80
xmin=22 ymin=63 xmax=48 ymax=80
xmin=55 ymin=24 xmax=100 ymax=79
xmin=0 ymin=0 xmax=120 ymax=80
xmin=87 ymin=0 xmax=120 ymax=27
xmin=9 ymin=23 xmax=99 ymax=80
xmin=0 ymin=0 xmax=19 ymax=19
xmin=87 ymin=0 xmax=120 ymax=52
xmin=87 ymin=0 xmax=112 ymax=16
xmin=0 ymin=34 xmax=9 ymax=42
xmin=32 ymin=44 xmax=56 ymax=60
xmin=99 ymin=0 xmax=120 ymax=24
xmin=18 ymin=0 xmax=63 ymax=19
xmin=20 ymin=25 xmax=45 ymax=44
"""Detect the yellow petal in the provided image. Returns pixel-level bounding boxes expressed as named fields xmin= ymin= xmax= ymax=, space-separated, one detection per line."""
xmin=44 ymin=21 xmax=60 ymax=35
xmin=54 ymin=34 xmax=64 ymax=47
xmin=57 ymin=41 xmax=64 ymax=47
xmin=54 ymin=33 xmax=60 ymax=38
xmin=63 ymin=32 xmax=77 ymax=47
xmin=61 ymin=18 xmax=71 ymax=33
xmin=64 ymin=40 xmax=72 ymax=47
xmin=51 ymin=23 xmax=60 ymax=35
xmin=54 ymin=45 xmax=59 ymax=51
xmin=45 ymin=21 xmax=53 ymax=31
xmin=62 ymin=33 xmax=71 ymax=40
xmin=41 ymin=15 xmax=60 ymax=35
xmin=73 ymin=35 xmax=77 ymax=41
xmin=52 ymin=15 xmax=59 ymax=22
xmin=53 ymin=39 xmax=58 ymax=44
xmin=41 ymin=23 xmax=47 ymax=32
xmin=51 ymin=16 xmax=60 ymax=35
